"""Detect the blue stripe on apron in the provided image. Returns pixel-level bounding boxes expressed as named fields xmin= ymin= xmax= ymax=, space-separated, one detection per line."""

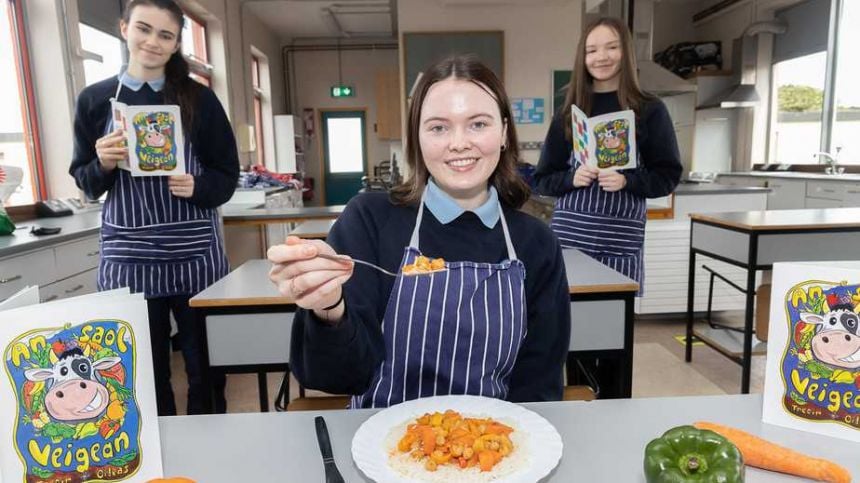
xmin=551 ymin=155 xmax=646 ymax=294
xmin=351 ymin=189 xmax=527 ymax=408
xmin=97 ymin=79 xmax=228 ymax=298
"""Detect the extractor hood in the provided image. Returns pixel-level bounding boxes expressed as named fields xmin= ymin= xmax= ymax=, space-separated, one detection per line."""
xmin=700 ymin=21 xmax=786 ymax=109
xmin=632 ymin=0 xmax=696 ymax=95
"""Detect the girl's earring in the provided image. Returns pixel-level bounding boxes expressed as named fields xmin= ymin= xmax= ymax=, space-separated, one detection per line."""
xmin=500 ymin=144 xmax=507 ymax=152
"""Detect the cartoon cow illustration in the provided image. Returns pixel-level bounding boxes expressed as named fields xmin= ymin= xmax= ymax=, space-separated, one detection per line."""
xmin=144 ymin=122 xmax=166 ymax=148
xmin=799 ymin=293 xmax=860 ymax=370
xmin=24 ymin=348 xmax=121 ymax=423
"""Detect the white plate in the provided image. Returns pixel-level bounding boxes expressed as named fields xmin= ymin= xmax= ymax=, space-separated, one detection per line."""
xmin=351 ymin=395 xmax=563 ymax=483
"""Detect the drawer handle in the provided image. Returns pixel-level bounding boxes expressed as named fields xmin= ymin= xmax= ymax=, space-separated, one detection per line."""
xmin=42 ymin=295 xmax=59 ymax=302
xmin=0 ymin=275 xmax=22 ymax=284
xmin=822 ymin=189 xmax=836 ymax=193
xmin=847 ymin=190 xmax=860 ymax=194
xmin=64 ymin=284 xmax=85 ymax=294
xmin=86 ymin=251 xmax=100 ymax=257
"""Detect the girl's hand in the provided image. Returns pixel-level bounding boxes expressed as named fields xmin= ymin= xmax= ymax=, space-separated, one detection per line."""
xmin=572 ymin=165 xmax=599 ymax=188
xmin=95 ymin=128 xmax=128 ymax=172
xmin=598 ymin=170 xmax=627 ymax=192
xmin=268 ymin=236 xmax=354 ymax=321
xmin=168 ymin=175 xmax=195 ymax=198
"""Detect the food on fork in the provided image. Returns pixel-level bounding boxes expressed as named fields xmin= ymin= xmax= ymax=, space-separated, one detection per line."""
xmin=403 ymin=256 xmax=446 ymax=275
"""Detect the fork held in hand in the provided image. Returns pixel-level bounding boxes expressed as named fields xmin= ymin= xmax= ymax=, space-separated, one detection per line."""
xmin=316 ymin=252 xmax=398 ymax=277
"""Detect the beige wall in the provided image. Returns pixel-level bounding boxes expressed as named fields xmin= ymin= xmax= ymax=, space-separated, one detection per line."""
xmin=652 ymin=1 xmax=699 ymax=55
xmin=397 ymin=0 xmax=582 ymax=165
xmin=290 ymin=48 xmax=399 ymax=205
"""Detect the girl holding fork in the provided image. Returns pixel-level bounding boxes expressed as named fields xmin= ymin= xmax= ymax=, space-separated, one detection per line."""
xmin=268 ymin=55 xmax=570 ymax=409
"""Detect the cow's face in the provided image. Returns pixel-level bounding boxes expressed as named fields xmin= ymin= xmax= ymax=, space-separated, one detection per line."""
xmin=144 ymin=123 xmax=166 ymax=147
xmin=24 ymin=352 xmax=120 ymax=422
xmin=801 ymin=311 xmax=860 ymax=369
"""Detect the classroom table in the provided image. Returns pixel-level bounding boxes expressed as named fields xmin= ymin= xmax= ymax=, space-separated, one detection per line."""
xmin=190 ymin=248 xmax=638 ymax=411
xmin=685 ymin=208 xmax=860 ymax=394
xmin=160 ymin=393 xmax=860 ymax=482
xmin=289 ymin=219 xmax=337 ymax=239
xmin=221 ymin=204 xmax=345 ymax=227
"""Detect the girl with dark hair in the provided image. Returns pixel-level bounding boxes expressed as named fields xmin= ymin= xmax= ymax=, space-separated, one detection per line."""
xmin=268 ymin=55 xmax=570 ymax=408
xmin=535 ymin=17 xmax=682 ymax=293
xmin=69 ymin=0 xmax=239 ymax=415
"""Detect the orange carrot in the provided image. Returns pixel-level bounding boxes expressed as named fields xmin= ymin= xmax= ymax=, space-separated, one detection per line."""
xmin=694 ymin=421 xmax=851 ymax=483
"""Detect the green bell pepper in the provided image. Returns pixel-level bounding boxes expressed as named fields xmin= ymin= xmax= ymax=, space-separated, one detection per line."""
xmin=644 ymin=425 xmax=744 ymax=483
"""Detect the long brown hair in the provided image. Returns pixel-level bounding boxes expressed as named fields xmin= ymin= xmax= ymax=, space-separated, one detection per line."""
xmin=122 ymin=0 xmax=200 ymax=131
xmin=390 ymin=55 xmax=530 ymax=209
xmin=562 ymin=17 xmax=652 ymax=142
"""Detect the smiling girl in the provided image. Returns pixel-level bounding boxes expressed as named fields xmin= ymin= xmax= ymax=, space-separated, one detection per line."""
xmin=267 ymin=55 xmax=570 ymax=408
xmin=69 ymin=0 xmax=239 ymax=415
xmin=534 ymin=17 xmax=682 ymax=293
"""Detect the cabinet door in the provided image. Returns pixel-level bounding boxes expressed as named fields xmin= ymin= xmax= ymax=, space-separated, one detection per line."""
xmin=843 ymin=185 xmax=860 ymax=207
xmin=805 ymin=197 xmax=843 ymax=208
xmin=806 ymin=180 xmax=843 ymax=201
xmin=765 ymin=178 xmax=806 ymax=210
xmin=0 ymin=251 xmax=56 ymax=301
xmin=40 ymin=269 xmax=98 ymax=303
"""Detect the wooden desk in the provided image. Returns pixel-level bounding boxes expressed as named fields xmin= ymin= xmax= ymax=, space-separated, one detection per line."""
xmin=191 ymin=248 xmax=638 ymax=411
xmin=686 ymin=208 xmax=860 ymax=393
xmin=160 ymin=394 xmax=860 ymax=482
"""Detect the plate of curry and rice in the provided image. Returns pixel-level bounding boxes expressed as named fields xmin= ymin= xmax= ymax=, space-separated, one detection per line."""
xmin=351 ymin=395 xmax=563 ymax=483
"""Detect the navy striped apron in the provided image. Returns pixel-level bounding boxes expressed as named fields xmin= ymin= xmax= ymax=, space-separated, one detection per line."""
xmin=551 ymin=155 xmax=646 ymax=294
xmin=351 ymin=191 xmax=527 ymax=408
xmin=97 ymin=78 xmax=229 ymax=298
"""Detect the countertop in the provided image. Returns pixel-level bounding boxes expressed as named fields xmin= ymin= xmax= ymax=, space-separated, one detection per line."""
xmin=720 ymin=171 xmax=860 ymax=182
xmin=0 ymin=211 xmax=101 ymax=259
xmin=528 ymin=183 xmax=769 ymax=208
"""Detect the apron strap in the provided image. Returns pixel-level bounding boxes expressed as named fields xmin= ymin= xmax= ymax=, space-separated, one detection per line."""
xmin=408 ymin=185 xmax=518 ymax=261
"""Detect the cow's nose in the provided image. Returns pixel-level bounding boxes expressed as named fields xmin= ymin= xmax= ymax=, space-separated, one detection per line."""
xmin=847 ymin=334 xmax=852 ymax=342
xmin=80 ymin=382 xmax=87 ymax=389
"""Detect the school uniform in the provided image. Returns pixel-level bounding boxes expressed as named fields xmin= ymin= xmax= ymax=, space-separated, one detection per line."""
xmin=534 ymin=92 xmax=682 ymax=293
xmin=70 ymin=71 xmax=239 ymax=415
xmin=290 ymin=181 xmax=570 ymax=408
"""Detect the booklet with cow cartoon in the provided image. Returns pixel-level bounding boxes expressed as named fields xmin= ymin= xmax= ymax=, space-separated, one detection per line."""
xmin=0 ymin=289 xmax=163 ymax=481
xmin=570 ymin=105 xmax=637 ymax=171
xmin=763 ymin=262 xmax=860 ymax=442
xmin=112 ymin=101 xmax=186 ymax=177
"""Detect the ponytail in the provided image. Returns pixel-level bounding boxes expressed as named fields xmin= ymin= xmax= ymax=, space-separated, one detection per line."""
xmin=123 ymin=0 xmax=200 ymax=132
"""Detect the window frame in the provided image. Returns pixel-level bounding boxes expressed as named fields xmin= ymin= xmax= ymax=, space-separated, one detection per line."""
xmin=183 ymin=11 xmax=212 ymax=87
xmin=251 ymin=54 xmax=264 ymax=166
xmin=4 ymin=0 xmax=47 ymax=203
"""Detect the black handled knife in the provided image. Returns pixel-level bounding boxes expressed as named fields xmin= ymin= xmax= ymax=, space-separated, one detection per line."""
xmin=315 ymin=416 xmax=345 ymax=483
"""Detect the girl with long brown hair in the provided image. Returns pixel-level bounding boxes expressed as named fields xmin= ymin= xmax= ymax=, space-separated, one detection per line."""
xmin=268 ymin=55 xmax=569 ymax=408
xmin=70 ymin=0 xmax=239 ymax=415
xmin=534 ymin=17 xmax=681 ymax=292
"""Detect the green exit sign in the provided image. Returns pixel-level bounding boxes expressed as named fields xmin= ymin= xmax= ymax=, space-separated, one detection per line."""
xmin=330 ymin=85 xmax=355 ymax=97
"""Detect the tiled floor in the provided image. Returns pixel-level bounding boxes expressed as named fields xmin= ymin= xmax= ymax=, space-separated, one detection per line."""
xmin=168 ymin=312 xmax=767 ymax=414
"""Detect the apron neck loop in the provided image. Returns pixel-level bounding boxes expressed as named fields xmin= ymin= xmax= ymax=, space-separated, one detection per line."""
xmin=408 ymin=185 xmax=518 ymax=261
xmin=113 ymin=72 xmax=124 ymax=103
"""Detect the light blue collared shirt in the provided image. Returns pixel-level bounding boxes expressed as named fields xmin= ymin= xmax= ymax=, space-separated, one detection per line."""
xmin=424 ymin=179 xmax=500 ymax=229
xmin=118 ymin=67 xmax=165 ymax=92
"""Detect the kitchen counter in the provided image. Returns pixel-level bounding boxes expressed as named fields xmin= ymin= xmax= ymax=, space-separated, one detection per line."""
xmin=673 ymin=183 xmax=771 ymax=195
xmin=221 ymin=204 xmax=346 ymax=226
xmin=721 ymin=171 xmax=860 ymax=182
xmin=0 ymin=211 xmax=101 ymax=258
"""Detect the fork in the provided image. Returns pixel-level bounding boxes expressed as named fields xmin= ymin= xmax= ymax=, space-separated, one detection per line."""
xmin=316 ymin=252 xmax=398 ymax=277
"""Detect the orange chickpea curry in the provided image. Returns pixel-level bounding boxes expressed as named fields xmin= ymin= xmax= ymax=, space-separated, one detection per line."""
xmin=402 ymin=256 xmax=446 ymax=275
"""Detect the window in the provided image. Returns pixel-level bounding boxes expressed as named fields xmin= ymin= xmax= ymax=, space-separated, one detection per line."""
xmin=1 ymin=0 xmax=44 ymax=206
xmin=78 ymin=23 xmax=123 ymax=87
xmin=768 ymin=0 xmax=858 ymax=165
xmin=252 ymin=55 xmax=264 ymax=166
xmin=832 ymin=0 xmax=859 ymax=164
xmin=182 ymin=13 xmax=211 ymax=86
xmin=769 ymin=52 xmax=826 ymax=165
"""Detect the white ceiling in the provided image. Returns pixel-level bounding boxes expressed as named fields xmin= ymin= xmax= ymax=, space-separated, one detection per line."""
xmin=245 ymin=1 xmax=395 ymax=40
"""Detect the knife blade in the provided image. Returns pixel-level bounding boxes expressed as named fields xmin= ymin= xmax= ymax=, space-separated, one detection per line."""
xmin=315 ymin=416 xmax=345 ymax=483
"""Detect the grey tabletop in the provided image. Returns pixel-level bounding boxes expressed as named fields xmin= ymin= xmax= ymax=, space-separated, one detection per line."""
xmin=221 ymin=204 xmax=346 ymax=224
xmin=0 ymin=211 xmax=101 ymax=258
xmin=290 ymin=219 xmax=337 ymax=239
xmin=721 ymin=171 xmax=860 ymax=182
xmin=190 ymin=248 xmax=637 ymax=308
xmin=159 ymin=393 xmax=859 ymax=482
xmin=690 ymin=207 xmax=860 ymax=231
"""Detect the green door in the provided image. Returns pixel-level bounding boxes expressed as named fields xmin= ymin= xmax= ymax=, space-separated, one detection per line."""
xmin=321 ymin=110 xmax=367 ymax=205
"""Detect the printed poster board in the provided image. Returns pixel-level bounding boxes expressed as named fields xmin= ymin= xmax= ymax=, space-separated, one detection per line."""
xmin=570 ymin=106 xmax=637 ymax=171
xmin=763 ymin=261 xmax=860 ymax=442
xmin=112 ymin=101 xmax=186 ymax=177
xmin=0 ymin=289 xmax=164 ymax=481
